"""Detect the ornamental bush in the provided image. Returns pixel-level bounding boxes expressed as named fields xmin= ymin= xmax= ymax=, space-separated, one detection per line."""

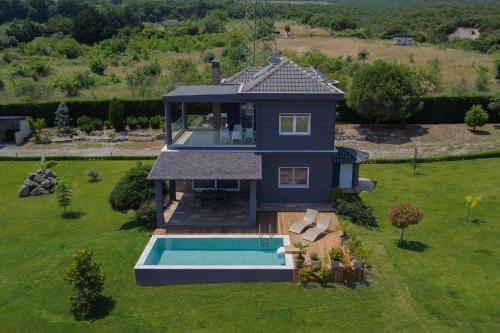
xmin=108 ymin=164 xmax=154 ymax=213
xmin=389 ymin=203 xmax=423 ymax=245
xmin=149 ymin=115 xmax=161 ymax=129
xmin=126 ymin=116 xmax=138 ymax=130
xmin=135 ymin=200 xmax=157 ymax=229
xmin=136 ymin=116 xmax=150 ymax=129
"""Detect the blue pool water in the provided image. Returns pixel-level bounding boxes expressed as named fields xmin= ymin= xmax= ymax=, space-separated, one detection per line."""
xmin=144 ymin=237 xmax=286 ymax=266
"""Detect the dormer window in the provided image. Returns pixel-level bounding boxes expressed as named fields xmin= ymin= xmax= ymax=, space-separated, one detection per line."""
xmin=279 ymin=113 xmax=311 ymax=135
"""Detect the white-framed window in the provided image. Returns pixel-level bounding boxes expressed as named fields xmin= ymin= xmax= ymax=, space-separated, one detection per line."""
xmin=192 ymin=180 xmax=240 ymax=191
xmin=279 ymin=113 xmax=311 ymax=135
xmin=278 ymin=167 xmax=309 ymax=188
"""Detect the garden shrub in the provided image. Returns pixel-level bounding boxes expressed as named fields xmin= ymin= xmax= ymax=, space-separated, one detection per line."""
xmin=127 ymin=116 xmax=138 ymax=130
xmin=65 ymin=248 xmax=105 ymax=319
xmin=108 ymin=164 xmax=154 ymax=213
xmin=136 ymin=116 xmax=150 ymax=129
xmin=90 ymin=57 xmax=107 ymax=75
xmin=56 ymin=77 xmax=80 ymax=97
xmin=77 ymin=116 xmax=103 ymax=134
xmin=134 ymin=200 xmax=157 ymax=229
xmin=86 ymin=168 xmax=101 ymax=182
xmin=149 ymin=115 xmax=161 ymax=129
xmin=465 ymin=104 xmax=489 ymax=132
xmin=54 ymin=102 xmax=72 ymax=133
xmin=108 ymin=98 xmax=126 ymax=132
xmin=334 ymin=191 xmax=377 ymax=227
xmin=75 ymin=71 xmax=96 ymax=89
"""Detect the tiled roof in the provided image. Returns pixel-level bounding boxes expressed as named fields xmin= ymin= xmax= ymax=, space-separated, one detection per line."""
xmin=148 ymin=151 xmax=262 ymax=180
xmin=221 ymin=56 xmax=343 ymax=94
xmin=333 ymin=147 xmax=369 ymax=164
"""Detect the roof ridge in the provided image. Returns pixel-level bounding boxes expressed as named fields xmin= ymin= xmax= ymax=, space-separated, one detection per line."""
xmin=243 ymin=57 xmax=289 ymax=91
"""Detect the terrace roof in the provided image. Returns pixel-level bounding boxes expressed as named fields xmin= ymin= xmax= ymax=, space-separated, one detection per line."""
xmin=148 ymin=151 xmax=262 ymax=180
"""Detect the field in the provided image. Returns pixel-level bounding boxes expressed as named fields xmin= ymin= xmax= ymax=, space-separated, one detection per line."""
xmin=0 ymin=159 xmax=499 ymax=332
xmin=276 ymin=22 xmax=500 ymax=93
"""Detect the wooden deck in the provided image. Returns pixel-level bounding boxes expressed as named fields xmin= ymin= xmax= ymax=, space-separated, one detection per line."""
xmin=154 ymin=211 xmax=342 ymax=267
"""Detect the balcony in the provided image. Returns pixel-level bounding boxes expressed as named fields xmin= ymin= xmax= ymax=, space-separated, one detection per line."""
xmin=170 ymin=111 xmax=256 ymax=148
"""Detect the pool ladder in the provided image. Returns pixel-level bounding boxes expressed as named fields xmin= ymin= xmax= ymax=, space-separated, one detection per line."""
xmin=258 ymin=224 xmax=272 ymax=246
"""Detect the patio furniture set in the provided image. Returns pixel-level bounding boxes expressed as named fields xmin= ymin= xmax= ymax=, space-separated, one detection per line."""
xmin=289 ymin=209 xmax=332 ymax=242
xmin=219 ymin=124 xmax=254 ymax=144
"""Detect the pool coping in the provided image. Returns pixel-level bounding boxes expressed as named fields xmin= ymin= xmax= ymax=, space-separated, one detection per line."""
xmin=134 ymin=234 xmax=294 ymax=270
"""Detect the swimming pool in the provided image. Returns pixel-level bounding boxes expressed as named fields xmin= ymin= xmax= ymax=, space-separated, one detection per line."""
xmin=135 ymin=235 xmax=294 ymax=285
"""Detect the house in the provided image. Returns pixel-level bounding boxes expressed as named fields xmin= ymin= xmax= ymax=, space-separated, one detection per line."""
xmin=147 ymin=52 xmax=368 ymax=228
xmin=392 ymin=35 xmax=415 ymax=46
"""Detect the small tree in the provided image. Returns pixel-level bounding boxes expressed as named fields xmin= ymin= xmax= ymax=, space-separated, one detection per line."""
xmin=26 ymin=117 xmax=46 ymax=143
xmin=54 ymin=102 xmax=72 ymax=134
xmin=108 ymin=98 xmax=126 ymax=132
xmin=357 ymin=48 xmax=369 ymax=60
xmin=348 ymin=60 xmax=423 ymax=124
xmin=86 ymin=168 xmax=100 ymax=183
xmin=410 ymin=145 xmax=419 ymax=175
xmin=389 ymin=203 xmax=423 ymax=245
xmin=464 ymin=195 xmax=481 ymax=223
xmin=284 ymin=24 xmax=291 ymax=37
xmin=465 ymin=104 xmax=489 ymax=133
xmin=65 ymin=248 xmax=105 ymax=319
xmin=56 ymin=179 xmax=72 ymax=215
xmin=89 ymin=57 xmax=106 ymax=75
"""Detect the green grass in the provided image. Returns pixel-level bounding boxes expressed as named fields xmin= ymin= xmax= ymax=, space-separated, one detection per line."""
xmin=0 ymin=159 xmax=499 ymax=332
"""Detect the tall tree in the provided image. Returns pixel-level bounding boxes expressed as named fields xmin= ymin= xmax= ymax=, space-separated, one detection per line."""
xmin=348 ymin=60 xmax=423 ymax=124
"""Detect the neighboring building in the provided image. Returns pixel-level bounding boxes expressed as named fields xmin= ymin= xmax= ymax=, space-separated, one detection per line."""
xmin=392 ymin=35 xmax=415 ymax=46
xmin=0 ymin=116 xmax=31 ymax=145
xmin=148 ymin=52 xmax=368 ymax=227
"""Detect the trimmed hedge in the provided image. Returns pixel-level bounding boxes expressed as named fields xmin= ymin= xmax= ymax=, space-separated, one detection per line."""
xmin=338 ymin=94 xmax=499 ymax=124
xmin=0 ymin=94 xmax=499 ymax=125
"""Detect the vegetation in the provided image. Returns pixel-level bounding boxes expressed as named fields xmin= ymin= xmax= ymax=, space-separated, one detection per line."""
xmin=464 ymin=104 xmax=489 ymax=132
xmin=348 ymin=60 xmax=423 ymax=124
xmin=77 ymin=116 xmax=103 ymax=134
xmin=86 ymin=168 xmax=100 ymax=183
xmin=389 ymin=203 xmax=424 ymax=245
xmin=65 ymin=248 xmax=105 ymax=319
xmin=56 ymin=178 xmax=72 ymax=215
xmin=464 ymin=195 xmax=481 ymax=223
xmin=0 ymin=159 xmax=499 ymax=331
xmin=54 ymin=101 xmax=71 ymax=134
xmin=26 ymin=116 xmax=46 ymax=143
xmin=108 ymin=164 xmax=154 ymax=213
xmin=108 ymin=98 xmax=125 ymax=132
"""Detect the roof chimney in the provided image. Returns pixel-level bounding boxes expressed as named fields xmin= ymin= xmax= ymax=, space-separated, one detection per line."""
xmin=211 ymin=58 xmax=220 ymax=84
xmin=271 ymin=50 xmax=280 ymax=65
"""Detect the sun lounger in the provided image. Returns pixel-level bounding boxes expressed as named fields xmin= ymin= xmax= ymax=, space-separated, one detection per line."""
xmin=302 ymin=215 xmax=332 ymax=241
xmin=289 ymin=209 xmax=318 ymax=234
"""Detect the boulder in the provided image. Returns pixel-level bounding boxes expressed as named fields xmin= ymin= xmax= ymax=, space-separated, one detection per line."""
xmin=31 ymin=185 xmax=49 ymax=196
xmin=28 ymin=173 xmax=37 ymax=181
xmin=24 ymin=180 xmax=39 ymax=190
xmin=46 ymin=170 xmax=56 ymax=178
xmin=34 ymin=174 xmax=45 ymax=184
xmin=18 ymin=184 xmax=31 ymax=197
xmin=41 ymin=179 xmax=52 ymax=190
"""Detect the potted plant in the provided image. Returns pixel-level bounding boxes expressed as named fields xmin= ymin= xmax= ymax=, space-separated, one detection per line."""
xmin=352 ymin=256 xmax=364 ymax=270
xmin=309 ymin=252 xmax=322 ymax=270
xmin=329 ymin=247 xmax=342 ymax=269
xmin=293 ymin=241 xmax=308 ymax=269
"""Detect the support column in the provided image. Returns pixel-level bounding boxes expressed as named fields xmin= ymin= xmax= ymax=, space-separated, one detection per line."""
xmin=154 ymin=180 xmax=164 ymax=227
xmin=165 ymin=101 xmax=172 ymax=145
xmin=168 ymin=180 xmax=176 ymax=202
xmin=181 ymin=102 xmax=188 ymax=129
xmin=249 ymin=180 xmax=257 ymax=226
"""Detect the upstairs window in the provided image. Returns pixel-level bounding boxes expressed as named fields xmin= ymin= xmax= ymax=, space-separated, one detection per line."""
xmin=278 ymin=167 xmax=309 ymax=188
xmin=279 ymin=113 xmax=310 ymax=135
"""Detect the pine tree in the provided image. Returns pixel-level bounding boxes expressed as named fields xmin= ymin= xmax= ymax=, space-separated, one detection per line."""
xmin=55 ymin=102 xmax=72 ymax=134
xmin=56 ymin=179 xmax=72 ymax=215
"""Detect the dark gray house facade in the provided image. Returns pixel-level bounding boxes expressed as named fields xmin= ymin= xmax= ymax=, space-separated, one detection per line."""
xmin=148 ymin=53 xmax=368 ymax=227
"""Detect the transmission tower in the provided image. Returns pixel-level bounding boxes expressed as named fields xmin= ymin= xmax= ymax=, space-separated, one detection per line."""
xmin=238 ymin=0 xmax=278 ymax=69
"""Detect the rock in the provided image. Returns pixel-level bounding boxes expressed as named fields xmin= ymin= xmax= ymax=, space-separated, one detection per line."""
xmin=28 ymin=173 xmax=37 ymax=181
xmin=31 ymin=185 xmax=49 ymax=196
xmin=41 ymin=179 xmax=52 ymax=190
xmin=46 ymin=170 xmax=56 ymax=178
xmin=18 ymin=184 xmax=31 ymax=197
xmin=34 ymin=174 xmax=45 ymax=184
xmin=24 ymin=180 xmax=39 ymax=190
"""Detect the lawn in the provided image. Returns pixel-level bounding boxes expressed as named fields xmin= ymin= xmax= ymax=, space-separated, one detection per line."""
xmin=0 ymin=159 xmax=498 ymax=332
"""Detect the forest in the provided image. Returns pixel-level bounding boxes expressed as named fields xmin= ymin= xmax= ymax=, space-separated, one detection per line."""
xmin=0 ymin=0 xmax=499 ymax=104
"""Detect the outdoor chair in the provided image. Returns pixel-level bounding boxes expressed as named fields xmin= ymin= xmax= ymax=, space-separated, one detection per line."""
xmin=231 ymin=130 xmax=242 ymax=144
xmin=289 ymin=209 xmax=318 ymax=234
xmin=243 ymin=128 xmax=254 ymax=144
xmin=302 ymin=215 xmax=332 ymax=242
xmin=220 ymin=127 xmax=230 ymax=144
